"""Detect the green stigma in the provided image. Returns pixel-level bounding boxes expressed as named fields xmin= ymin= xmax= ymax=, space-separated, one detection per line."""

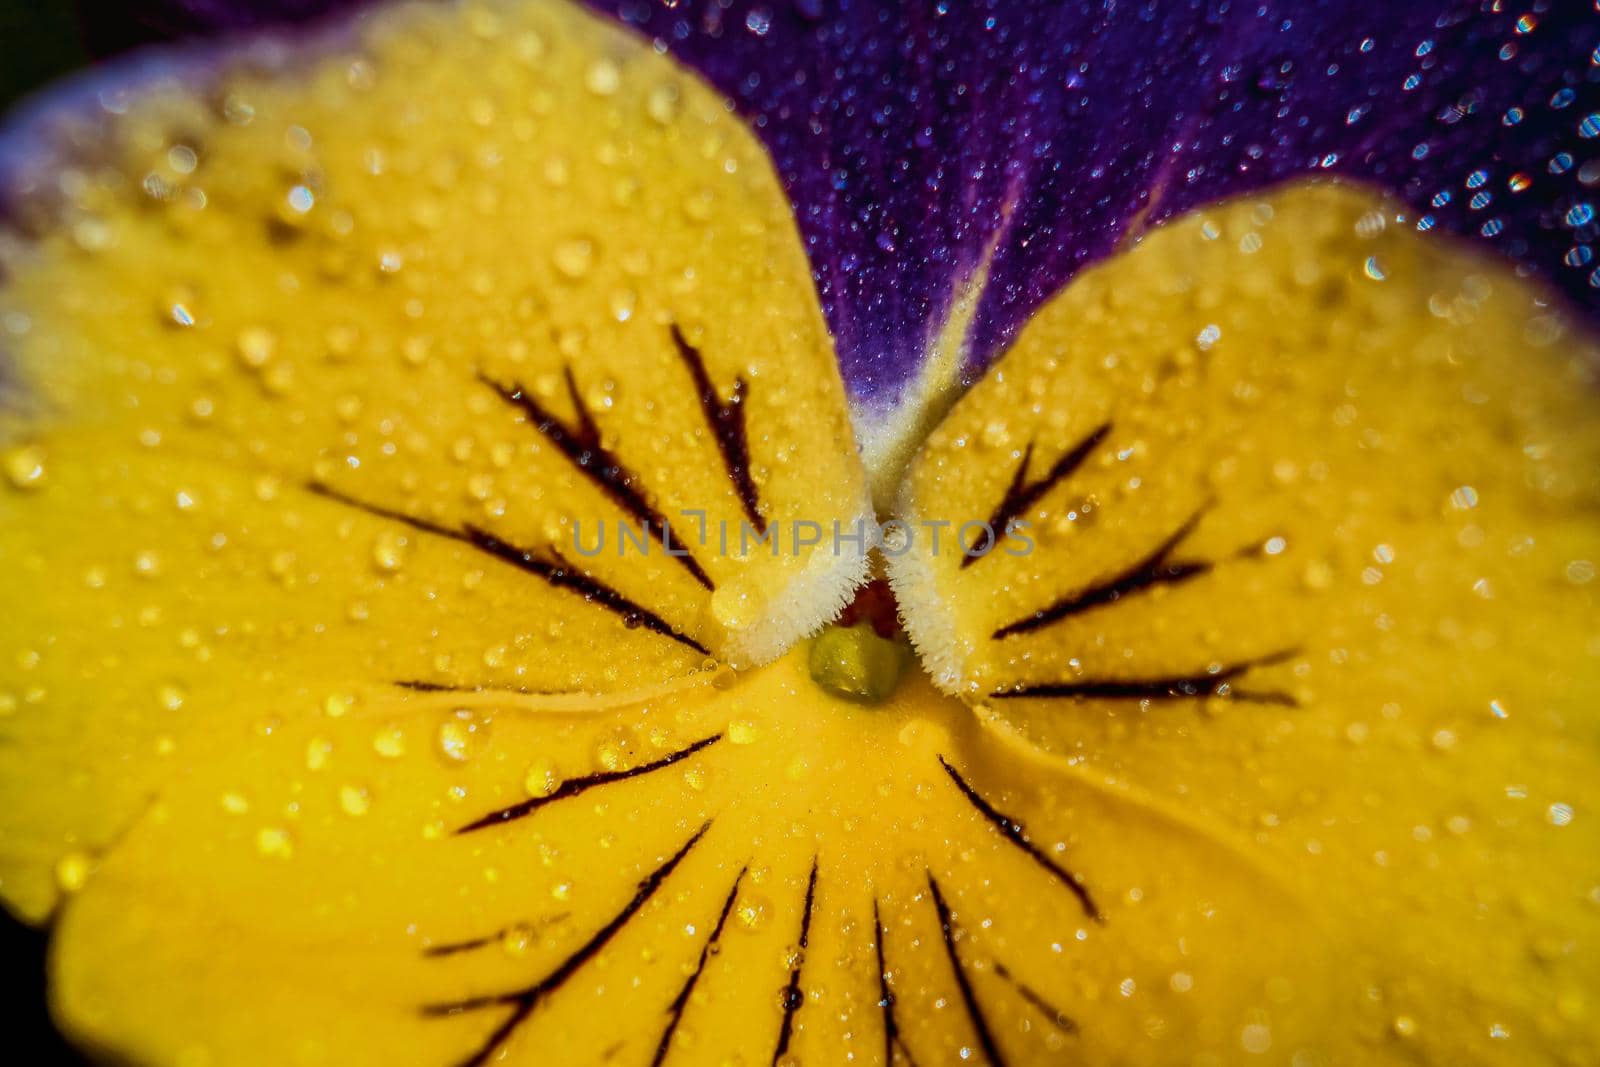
xmin=808 ymin=622 xmax=907 ymax=704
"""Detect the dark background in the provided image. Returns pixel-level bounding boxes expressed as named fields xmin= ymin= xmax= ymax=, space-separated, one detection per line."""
xmin=4 ymin=10 xmax=116 ymax=1064
xmin=1 ymin=3 xmax=95 ymax=114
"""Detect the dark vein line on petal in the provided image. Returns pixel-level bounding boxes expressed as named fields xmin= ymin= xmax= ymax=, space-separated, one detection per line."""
xmin=651 ymin=866 xmax=747 ymax=1067
xmin=455 ymin=734 xmax=722 ymax=834
xmin=938 ymin=756 xmax=1100 ymax=923
xmin=422 ymin=914 xmax=569 ymax=959
xmin=873 ymin=899 xmax=894 ymax=1067
xmin=988 ymin=648 xmax=1299 ymax=706
xmin=477 ymin=368 xmax=714 ymax=590
xmin=771 ymin=857 xmax=819 ymax=1066
xmin=423 ymin=821 xmax=712 ymax=1067
xmin=993 ymin=503 xmax=1211 ymax=638
xmin=992 ymin=961 xmax=1077 ymax=1035
xmin=423 ymin=932 xmax=500 ymax=958
xmin=962 ymin=422 xmax=1111 ymax=568
xmin=305 ymin=481 xmax=708 ymax=655
xmin=669 ymin=324 xmax=763 ymax=531
xmin=873 ymin=898 xmax=920 ymax=1067
xmin=894 ymin=1037 xmax=923 ymax=1067
xmin=925 ymin=872 xmax=1006 ymax=1067
xmin=1225 ymin=687 xmax=1300 ymax=707
xmin=395 ymin=679 xmax=573 ymax=695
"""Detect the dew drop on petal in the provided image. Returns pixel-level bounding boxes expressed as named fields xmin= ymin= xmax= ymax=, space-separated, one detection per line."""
xmin=236 ymin=327 xmax=277 ymax=368
xmin=256 ymin=827 xmax=294 ymax=859
xmin=372 ymin=723 xmax=406 ymax=759
xmin=709 ymin=577 xmax=766 ymax=632
xmin=645 ymin=83 xmax=680 ymax=125
xmin=436 ymin=710 xmax=489 ymax=763
xmin=501 ymin=923 xmax=536 ymax=958
xmin=371 ymin=530 xmax=409 ymax=572
xmin=736 ymin=893 xmax=769 ymax=932
xmin=55 ymin=851 xmax=92 ymax=893
xmin=524 ymin=758 xmax=562 ymax=797
xmin=552 ymin=238 xmax=595 ymax=279
xmin=339 ymin=783 xmax=371 ymax=816
xmin=2 ymin=444 xmax=47 ymax=491
xmin=584 ymin=58 xmax=620 ymax=96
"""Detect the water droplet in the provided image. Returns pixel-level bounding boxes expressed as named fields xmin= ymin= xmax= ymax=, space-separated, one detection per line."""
xmin=727 ymin=719 xmax=759 ymax=745
xmin=682 ymin=189 xmax=714 ymax=223
xmin=437 ymin=709 xmax=489 ymax=763
xmin=501 ymin=923 xmax=536 ymax=957
xmin=646 ymin=84 xmax=680 ymax=125
xmin=373 ymin=723 xmax=407 ymax=759
xmin=736 ymin=893 xmax=769 ymax=931
xmin=585 ymin=59 xmax=620 ymax=96
xmin=236 ymin=326 xmax=277 ymax=368
xmin=372 ymin=530 xmax=409 ymax=572
xmin=1301 ymin=559 xmax=1333 ymax=591
xmin=979 ymin=419 xmax=1010 ymax=449
xmin=339 ymin=783 xmax=371 ymax=816
xmin=524 ymin=758 xmax=562 ymax=797
xmin=709 ymin=577 xmax=766 ymax=632
xmin=256 ymin=826 xmax=295 ymax=859
xmin=552 ymin=238 xmax=595 ymax=279
xmin=1240 ymin=1023 xmax=1272 ymax=1054
xmin=2 ymin=444 xmax=46 ymax=490
xmin=55 ymin=851 xmax=92 ymax=893
xmin=608 ymin=288 xmax=636 ymax=322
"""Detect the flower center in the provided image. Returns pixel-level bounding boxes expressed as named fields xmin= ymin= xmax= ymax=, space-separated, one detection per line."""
xmin=807 ymin=578 xmax=909 ymax=703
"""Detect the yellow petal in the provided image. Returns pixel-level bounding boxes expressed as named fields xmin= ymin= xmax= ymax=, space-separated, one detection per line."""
xmin=0 ymin=0 xmax=867 ymax=924
xmin=53 ymin=645 xmax=1353 ymax=1065
xmin=892 ymin=181 xmax=1600 ymax=1061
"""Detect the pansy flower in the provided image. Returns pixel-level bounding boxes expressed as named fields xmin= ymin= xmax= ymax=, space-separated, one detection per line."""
xmin=1 ymin=1 xmax=1597 ymax=1064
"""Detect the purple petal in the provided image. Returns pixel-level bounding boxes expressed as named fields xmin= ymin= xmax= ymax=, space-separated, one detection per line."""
xmin=599 ymin=1 xmax=1600 ymax=408
xmin=13 ymin=1 xmax=1600 ymax=410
